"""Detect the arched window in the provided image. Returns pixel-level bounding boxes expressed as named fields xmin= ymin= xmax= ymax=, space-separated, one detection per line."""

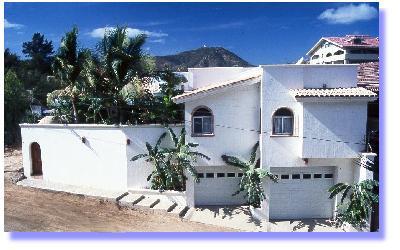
xmin=272 ymin=108 xmax=294 ymax=135
xmin=334 ymin=50 xmax=344 ymax=55
xmin=192 ymin=106 xmax=214 ymax=136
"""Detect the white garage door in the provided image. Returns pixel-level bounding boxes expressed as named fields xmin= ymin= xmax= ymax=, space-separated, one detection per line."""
xmin=270 ymin=166 xmax=335 ymax=220
xmin=194 ymin=166 xmax=247 ymax=206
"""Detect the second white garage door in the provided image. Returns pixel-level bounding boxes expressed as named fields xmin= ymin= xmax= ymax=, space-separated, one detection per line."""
xmin=270 ymin=166 xmax=335 ymax=220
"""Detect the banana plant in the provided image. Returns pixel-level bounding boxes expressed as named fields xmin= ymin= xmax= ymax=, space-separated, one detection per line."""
xmin=221 ymin=142 xmax=278 ymax=208
xmin=328 ymin=155 xmax=379 ymax=229
xmin=131 ymin=127 xmax=210 ymax=191
xmin=131 ymin=132 xmax=170 ymax=190
xmin=165 ymin=127 xmax=210 ymax=189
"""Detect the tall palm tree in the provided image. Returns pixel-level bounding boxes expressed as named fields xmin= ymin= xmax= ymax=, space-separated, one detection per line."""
xmin=52 ymin=26 xmax=94 ymax=123
xmin=93 ymin=27 xmax=156 ymax=124
xmin=222 ymin=142 xmax=278 ymax=208
xmin=97 ymin=27 xmax=155 ymax=101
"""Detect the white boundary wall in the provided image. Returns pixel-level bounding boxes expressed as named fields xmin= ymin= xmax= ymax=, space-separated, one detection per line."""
xmin=20 ymin=124 xmax=182 ymax=191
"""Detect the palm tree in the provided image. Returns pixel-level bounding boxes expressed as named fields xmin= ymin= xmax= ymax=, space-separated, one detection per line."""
xmin=97 ymin=27 xmax=155 ymax=99
xmin=95 ymin=27 xmax=156 ymax=123
xmin=328 ymin=155 xmax=379 ymax=230
xmin=221 ymin=142 xmax=277 ymax=208
xmin=52 ymin=26 xmax=94 ymax=123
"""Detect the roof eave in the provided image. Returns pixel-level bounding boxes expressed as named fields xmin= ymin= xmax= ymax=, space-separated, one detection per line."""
xmin=294 ymin=96 xmax=377 ymax=102
xmin=172 ymin=77 xmax=261 ymax=104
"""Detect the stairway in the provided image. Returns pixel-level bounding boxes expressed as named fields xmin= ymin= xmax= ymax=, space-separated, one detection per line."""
xmin=118 ymin=193 xmax=193 ymax=218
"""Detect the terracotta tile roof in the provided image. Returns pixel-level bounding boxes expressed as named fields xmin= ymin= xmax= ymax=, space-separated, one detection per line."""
xmin=172 ymin=70 xmax=261 ymax=103
xmin=290 ymin=87 xmax=377 ymax=98
xmin=357 ymin=62 xmax=379 ymax=92
xmin=325 ymin=35 xmax=379 ymax=48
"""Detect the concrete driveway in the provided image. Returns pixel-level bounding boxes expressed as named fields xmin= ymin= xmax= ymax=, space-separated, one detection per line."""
xmin=270 ymin=219 xmax=356 ymax=232
xmin=186 ymin=206 xmax=356 ymax=232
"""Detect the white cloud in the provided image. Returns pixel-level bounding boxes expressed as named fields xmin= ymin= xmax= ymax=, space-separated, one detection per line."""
xmin=89 ymin=27 xmax=167 ymax=39
xmin=318 ymin=3 xmax=378 ymax=24
xmin=149 ymin=38 xmax=165 ymax=44
xmin=4 ymin=19 xmax=24 ymax=29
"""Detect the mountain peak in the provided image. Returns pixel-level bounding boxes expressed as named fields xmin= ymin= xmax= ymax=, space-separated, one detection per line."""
xmin=155 ymin=47 xmax=253 ymax=71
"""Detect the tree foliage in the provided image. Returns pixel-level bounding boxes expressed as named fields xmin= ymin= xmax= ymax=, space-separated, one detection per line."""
xmin=328 ymin=155 xmax=379 ymax=230
xmin=51 ymin=26 xmax=94 ymax=123
xmin=221 ymin=142 xmax=278 ymax=208
xmin=4 ymin=70 xmax=29 ymax=144
xmin=131 ymin=127 xmax=209 ymax=191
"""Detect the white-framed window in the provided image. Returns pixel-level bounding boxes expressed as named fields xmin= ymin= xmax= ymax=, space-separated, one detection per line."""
xmin=192 ymin=106 xmax=214 ymax=136
xmin=272 ymin=108 xmax=294 ymax=135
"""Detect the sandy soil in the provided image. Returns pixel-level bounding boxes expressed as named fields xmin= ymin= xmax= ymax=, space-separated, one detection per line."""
xmin=3 ymin=147 xmax=236 ymax=232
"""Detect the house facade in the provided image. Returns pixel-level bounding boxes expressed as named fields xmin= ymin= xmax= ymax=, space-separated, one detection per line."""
xmin=173 ymin=65 xmax=376 ymax=220
xmin=306 ymin=35 xmax=379 ymax=65
xmin=20 ymin=64 xmax=376 ymax=222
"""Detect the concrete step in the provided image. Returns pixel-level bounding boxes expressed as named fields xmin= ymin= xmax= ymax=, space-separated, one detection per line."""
xmin=119 ymin=193 xmax=145 ymax=208
xmin=168 ymin=205 xmax=190 ymax=218
xmin=151 ymin=198 xmax=177 ymax=214
xmin=182 ymin=207 xmax=195 ymax=221
xmin=134 ymin=196 xmax=160 ymax=209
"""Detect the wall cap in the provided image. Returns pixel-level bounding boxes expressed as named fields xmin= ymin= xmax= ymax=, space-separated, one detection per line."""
xmin=19 ymin=123 xmax=184 ymax=129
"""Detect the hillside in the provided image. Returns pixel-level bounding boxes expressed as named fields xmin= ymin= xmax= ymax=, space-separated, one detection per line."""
xmin=155 ymin=47 xmax=253 ymax=71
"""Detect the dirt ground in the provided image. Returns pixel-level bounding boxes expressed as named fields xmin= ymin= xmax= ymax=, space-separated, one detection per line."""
xmin=3 ymin=147 xmax=236 ymax=232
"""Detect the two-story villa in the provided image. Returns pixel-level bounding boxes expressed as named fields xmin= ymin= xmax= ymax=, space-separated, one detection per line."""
xmin=173 ymin=65 xmax=377 ymax=220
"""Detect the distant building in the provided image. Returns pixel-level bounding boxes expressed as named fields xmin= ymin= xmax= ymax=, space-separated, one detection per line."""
xmin=306 ymin=35 xmax=379 ymax=65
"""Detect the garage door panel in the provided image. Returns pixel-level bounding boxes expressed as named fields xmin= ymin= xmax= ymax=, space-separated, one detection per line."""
xmin=270 ymin=167 xmax=335 ymax=220
xmin=194 ymin=167 xmax=247 ymax=206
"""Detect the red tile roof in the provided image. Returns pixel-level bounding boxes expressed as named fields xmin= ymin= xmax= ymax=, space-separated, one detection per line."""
xmin=357 ymin=62 xmax=379 ymax=92
xmin=325 ymin=35 xmax=379 ymax=48
xmin=290 ymin=87 xmax=377 ymax=98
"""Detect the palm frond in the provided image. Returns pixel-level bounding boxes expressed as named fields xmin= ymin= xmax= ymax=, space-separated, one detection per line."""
xmin=221 ymin=155 xmax=247 ymax=169
xmin=249 ymin=141 xmax=259 ymax=164
xmin=167 ymin=127 xmax=178 ymax=146
xmin=131 ymin=153 xmax=148 ymax=162
xmin=155 ymin=132 xmax=167 ymax=149
xmin=189 ymin=151 xmax=211 ymax=160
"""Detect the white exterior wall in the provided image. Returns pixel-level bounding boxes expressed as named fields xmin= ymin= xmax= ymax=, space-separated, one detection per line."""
xmin=309 ymin=43 xmax=346 ymax=64
xmin=184 ymin=83 xmax=260 ymax=166
xmin=20 ymin=124 xmax=183 ymax=191
xmin=260 ymin=64 xmax=362 ymax=168
xmin=20 ymin=125 xmax=128 ymax=191
xmin=302 ymin=102 xmax=368 ymax=158
xmin=187 ymin=67 xmax=253 ymax=89
xmin=183 ymin=83 xmax=260 ymax=207
xmin=123 ymin=125 xmax=182 ymax=189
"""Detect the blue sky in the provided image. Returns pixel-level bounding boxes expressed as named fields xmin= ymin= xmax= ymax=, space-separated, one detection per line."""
xmin=4 ymin=2 xmax=379 ymax=65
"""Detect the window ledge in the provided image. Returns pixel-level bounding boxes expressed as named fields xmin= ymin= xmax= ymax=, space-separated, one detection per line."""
xmin=191 ymin=133 xmax=215 ymax=137
xmin=270 ymin=134 xmax=298 ymax=137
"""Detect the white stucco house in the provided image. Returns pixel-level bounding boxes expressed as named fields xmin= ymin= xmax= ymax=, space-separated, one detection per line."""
xmin=20 ymin=64 xmax=376 ymax=222
xmin=172 ymin=64 xmax=377 ymax=220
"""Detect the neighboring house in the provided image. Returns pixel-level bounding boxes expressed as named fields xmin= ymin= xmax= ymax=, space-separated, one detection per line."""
xmin=172 ymin=65 xmax=376 ymax=220
xmin=358 ymin=62 xmax=379 ymax=132
xmin=306 ymin=35 xmax=379 ymax=65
